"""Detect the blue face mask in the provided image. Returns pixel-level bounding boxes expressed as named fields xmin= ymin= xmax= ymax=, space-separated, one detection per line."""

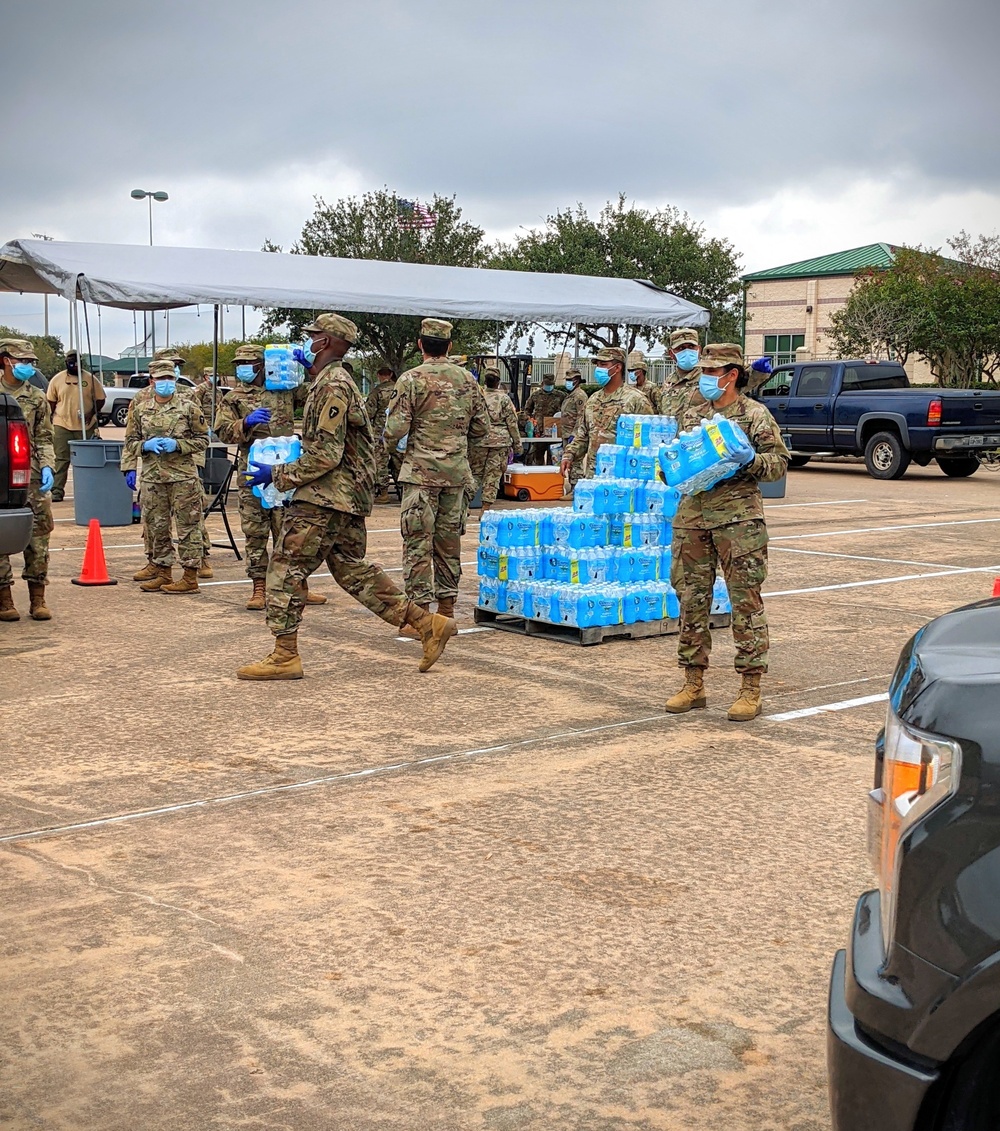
xmin=564 ymin=379 xmax=575 ymax=390
xmin=675 ymin=348 xmax=699 ymax=371
xmin=627 ymin=371 xmax=638 ymax=385
xmin=11 ymin=362 xmax=35 ymax=381
xmin=698 ymin=374 xmax=725 ymax=402
xmin=174 ymin=365 xmax=182 ymax=378
xmin=235 ymin=365 xmax=256 ymax=383
xmin=593 ymin=367 xmax=611 ymax=387
xmin=300 ymin=337 xmax=317 ymax=367
xmin=542 ymin=383 xmax=554 ymax=392
xmin=154 ymin=379 xmax=176 ymax=397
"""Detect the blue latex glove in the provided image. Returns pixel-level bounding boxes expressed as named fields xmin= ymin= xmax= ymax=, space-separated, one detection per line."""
xmin=142 ymin=438 xmax=161 ymax=454
xmin=158 ymin=438 xmax=178 ymax=453
xmin=291 ymin=347 xmax=308 ymax=367
xmin=243 ymin=461 xmax=273 ymax=489
xmin=750 ymin=357 xmax=773 ymax=375
xmin=124 ymin=470 xmax=137 ymax=491
xmin=245 ymin=407 xmax=271 ymax=427
xmin=40 ymin=467 xmax=54 ymax=493
xmin=734 ymin=441 xmax=756 ymax=469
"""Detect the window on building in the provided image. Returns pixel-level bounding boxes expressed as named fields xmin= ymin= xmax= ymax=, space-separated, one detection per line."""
xmin=763 ymin=334 xmax=806 ymax=365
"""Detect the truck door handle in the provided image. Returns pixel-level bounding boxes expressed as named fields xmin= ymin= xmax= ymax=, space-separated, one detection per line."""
xmin=777 ymin=402 xmax=787 ymax=409
xmin=814 ymin=403 xmax=824 ymax=410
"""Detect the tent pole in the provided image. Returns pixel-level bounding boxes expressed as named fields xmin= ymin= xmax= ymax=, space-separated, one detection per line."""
xmin=97 ymin=305 xmax=103 ymax=387
xmin=165 ymin=310 xmax=170 ymax=348
xmin=212 ymin=304 xmax=220 ymax=430
xmin=81 ymin=299 xmax=94 ymax=440
xmin=132 ymin=312 xmax=140 ymax=380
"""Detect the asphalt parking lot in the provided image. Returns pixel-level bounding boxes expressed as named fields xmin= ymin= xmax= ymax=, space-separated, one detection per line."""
xmin=3 ymin=457 xmax=999 ymax=1131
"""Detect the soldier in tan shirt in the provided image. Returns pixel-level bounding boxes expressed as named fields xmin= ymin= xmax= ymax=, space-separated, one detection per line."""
xmin=46 ymin=350 xmax=106 ymax=502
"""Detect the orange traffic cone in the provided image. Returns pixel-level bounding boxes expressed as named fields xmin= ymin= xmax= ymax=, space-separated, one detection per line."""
xmin=71 ymin=519 xmax=118 ymax=587
xmin=993 ymin=577 xmax=1000 ymax=599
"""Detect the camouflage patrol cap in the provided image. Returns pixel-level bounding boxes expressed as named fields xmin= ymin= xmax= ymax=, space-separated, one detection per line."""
xmin=153 ymin=346 xmax=185 ymax=365
xmin=699 ymin=343 xmax=745 ymax=370
xmin=627 ymin=350 xmax=647 ymax=372
xmin=482 ymin=366 xmax=501 ymax=378
xmin=592 ymin=346 xmax=626 ymax=365
xmin=302 ymin=312 xmax=359 ymax=343
xmin=669 ymin=327 xmax=700 ymax=349
xmin=0 ymin=338 xmax=38 ymax=360
xmin=148 ymin=360 xmax=177 ymax=378
xmin=420 ymin=317 xmax=453 ymax=340
xmin=567 ymin=368 xmax=582 ymax=378
xmin=233 ymin=343 xmax=264 ymax=362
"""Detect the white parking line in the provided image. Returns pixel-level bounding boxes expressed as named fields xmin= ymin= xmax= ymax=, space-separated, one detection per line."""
xmin=765 ymin=565 xmax=1000 ymax=597
xmin=772 ymin=517 xmax=1000 ymax=542
xmin=766 ymin=693 xmax=889 ymax=722
xmin=765 ymin=498 xmax=867 ymax=509
xmin=770 ymin=547 xmax=962 ymax=570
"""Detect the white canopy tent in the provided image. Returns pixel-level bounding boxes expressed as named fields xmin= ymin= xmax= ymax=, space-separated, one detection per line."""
xmin=0 ymin=239 xmax=710 ymax=326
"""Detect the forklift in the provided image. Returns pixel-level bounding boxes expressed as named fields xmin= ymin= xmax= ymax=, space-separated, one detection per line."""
xmin=470 ymin=353 xmax=534 ymax=410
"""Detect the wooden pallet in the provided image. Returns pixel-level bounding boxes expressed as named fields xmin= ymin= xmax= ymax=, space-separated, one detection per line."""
xmin=473 ymin=606 xmax=731 ymax=647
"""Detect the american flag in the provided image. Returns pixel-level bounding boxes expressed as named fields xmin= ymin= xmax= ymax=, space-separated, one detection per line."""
xmin=396 ymin=197 xmax=437 ymax=230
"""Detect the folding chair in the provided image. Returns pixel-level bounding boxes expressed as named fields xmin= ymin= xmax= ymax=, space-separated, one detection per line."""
xmin=201 ymin=452 xmax=243 ymax=560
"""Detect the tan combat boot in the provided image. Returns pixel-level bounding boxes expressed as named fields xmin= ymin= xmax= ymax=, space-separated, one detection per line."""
xmin=374 ymin=491 xmax=392 ymax=504
xmin=246 ymin=578 xmax=266 ymax=610
xmin=399 ymin=601 xmax=430 ymax=640
xmin=728 ymin=673 xmax=763 ymax=722
xmin=197 ymin=558 xmax=214 ymax=579
xmin=28 ymin=582 xmax=52 ymax=621
xmin=162 ymin=568 xmax=200 ymax=594
xmin=0 ymin=585 xmax=19 ymax=622
xmin=404 ymin=601 xmax=457 ymax=672
xmin=436 ymin=596 xmax=455 ymax=619
xmin=664 ymin=667 xmax=707 ymax=714
xmin=303 ymin=582 xmax=327 ymax=605
xmin=236 ymin=632 xmax=304 ymax=680
xmin=133 ymin=559 xmax=160 ymax=582
xmin=139 ymin=566 xmax=173 ymax=592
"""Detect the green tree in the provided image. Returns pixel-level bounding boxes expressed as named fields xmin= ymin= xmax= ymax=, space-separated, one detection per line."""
xmin=831 ymin=242 xmax=1000 ymax=387
xmin=491 ymin=195 xmax=742 ymax=352
xmin=0 ymin=325 xmax=65 ymax=379
xmin=261 ymin=189 xmax=497 ymax=375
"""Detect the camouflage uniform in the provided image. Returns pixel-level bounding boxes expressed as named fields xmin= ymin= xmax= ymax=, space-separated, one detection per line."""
xmin=0 ymin=348 xmax=54 ymax=588
xmin=562 ymin=349 xmax=651 ymax=478
xmin=481 ymin=380 xmax=523 ymax=506
xmin=122 ymin=375 xmax=209 ymax=569
xmin=559 ymin=378 xmax=589 ymax=488
xmin=214 ymin=349 xmax=309 ymax=581
xmin=384 ymin=319 xmax=490 ymax=606
xmin=669 ymin=346 xmax=789 ymax=676
xmin=365 ymin=377 xmax=397 ymax=495
xmin=263 ymin=313 xmax=413 ymax=637
xmin=660 ymin=328 xmax=703 ymax=419
xmin=522 ymin=383 xmax=566 ymax=465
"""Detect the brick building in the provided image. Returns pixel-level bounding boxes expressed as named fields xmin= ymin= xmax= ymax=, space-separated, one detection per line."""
xmin=741 ymin=243 xmax=933 ymax=383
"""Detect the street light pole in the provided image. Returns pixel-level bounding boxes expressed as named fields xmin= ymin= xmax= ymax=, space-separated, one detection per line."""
xmin=131 ymin=189 xmax=168 ymax=357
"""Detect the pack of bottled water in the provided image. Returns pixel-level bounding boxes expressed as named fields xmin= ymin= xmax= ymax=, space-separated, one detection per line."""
xmin=572 ymin=477 xmax=635 ymax=515
xmin=263 ymin=345 xmax=305 ymax=391
xmin=615 ymin=414 xmax=679 ymax=448
xmin=248 ymin=435 xmax=301 ymax=508
xmin=712 ymin=576 xmax=732 ymax=615
xmin=657 ymin=413 xmax=755 ymax=496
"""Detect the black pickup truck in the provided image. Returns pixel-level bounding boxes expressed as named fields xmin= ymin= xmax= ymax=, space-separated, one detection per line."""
xmin=0 ymin=391 xmax=34 ymax=556
xmin=754 ymin=360 xmax=1000 ymax=479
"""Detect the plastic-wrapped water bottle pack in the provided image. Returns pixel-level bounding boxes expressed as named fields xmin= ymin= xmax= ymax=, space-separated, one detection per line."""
xmin=657 ymin=413 xmax=755 ymax=496
xmin=263 ymin=345 xmax=305 ymax=391
xmin=248 ymin=435 xmax=301 ymax=509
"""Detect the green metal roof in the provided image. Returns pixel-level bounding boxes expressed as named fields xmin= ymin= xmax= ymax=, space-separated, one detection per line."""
xmin=741 ymin=242 xmax=898 ymax=282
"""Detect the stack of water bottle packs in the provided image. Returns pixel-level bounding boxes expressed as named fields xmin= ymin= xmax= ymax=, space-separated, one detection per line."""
xmin=477 ymin=413 xmax=735 ymax=632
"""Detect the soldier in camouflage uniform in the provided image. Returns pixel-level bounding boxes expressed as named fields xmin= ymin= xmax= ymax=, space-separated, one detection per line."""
xmin=384 ymin=318 xmax=490 ymax=622
xmin=365 ymin=365 xmax=397 ymax=503
xmin=122 ymin=360 xmax=209 ymax=594
xmin=213 ymin=343 xmax=327 ymax=610
xmin=0 ymin=339 xmax=56 ymax=621
xmin=480 ymin=367 xmax=523 ymax=510
xmin=560 ymin=347 xmax=651 ymax=479
xmin=236 ymin=313 xmax=457 ymax=680
xmin=628 ymin=353 xmax=662 ymax=413
xmin=559 ymin=370 xmax=589 ymax=491
xmin=659 ymin=328 xmax=703 ymax=419
xmin=522 ymin=378 xmax=566 ymax=465
xmin=664 ymin=344 xmax=789 ymax=722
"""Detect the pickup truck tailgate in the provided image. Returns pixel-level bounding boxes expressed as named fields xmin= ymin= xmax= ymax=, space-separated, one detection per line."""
xmin=936 ymin=391 xmax=1000 ymax=451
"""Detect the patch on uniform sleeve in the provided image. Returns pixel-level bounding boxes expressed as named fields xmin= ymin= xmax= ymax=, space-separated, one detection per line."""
xmin=319 ymin=394 xmax=348 ymax=433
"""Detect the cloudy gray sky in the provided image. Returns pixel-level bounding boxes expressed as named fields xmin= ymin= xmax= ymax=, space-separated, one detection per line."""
xmin=1 ymin=0 xmax=997 ymax=353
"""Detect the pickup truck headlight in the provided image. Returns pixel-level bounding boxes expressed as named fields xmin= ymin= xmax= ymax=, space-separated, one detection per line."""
xmin=869 ymin=708 xmax=961 ymax=952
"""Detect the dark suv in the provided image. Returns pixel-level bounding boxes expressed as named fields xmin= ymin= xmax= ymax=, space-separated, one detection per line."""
xmin=828 ymin=598 xmax=1000 ymax=1129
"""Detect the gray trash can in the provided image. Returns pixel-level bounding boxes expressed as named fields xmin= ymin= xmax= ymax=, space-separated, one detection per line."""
xmin=760 ymin=475 xmax=787 ymax=499
xmin=70 ymin=440 xmax=134 ymax=527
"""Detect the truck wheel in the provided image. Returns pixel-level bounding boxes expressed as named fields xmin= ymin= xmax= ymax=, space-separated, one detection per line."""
xmin=936 ymin=457 xmax=980 ymax=478
xmin=788 ymin=455 xmax=811 ymax=468
xmin=938 ymin=1022 xmax=1000 ymax=1130
xmin=864 ymin=431 xmax=910 ymax=480
xmin=111 ymin=403 xmax=129 ymax=428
